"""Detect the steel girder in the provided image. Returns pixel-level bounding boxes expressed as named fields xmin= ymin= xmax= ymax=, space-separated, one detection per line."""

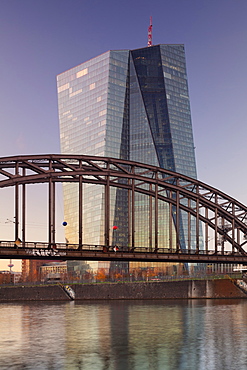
xmin=0 ymin=154 xmax=247 ymax=256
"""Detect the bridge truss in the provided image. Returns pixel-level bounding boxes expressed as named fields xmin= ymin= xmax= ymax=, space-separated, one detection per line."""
xmin=0 ymin=154 xmax=247 ymax=263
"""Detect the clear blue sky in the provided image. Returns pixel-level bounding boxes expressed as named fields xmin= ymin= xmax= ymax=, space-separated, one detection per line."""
xmin=0 ymin=0 xmax=247 ymax=270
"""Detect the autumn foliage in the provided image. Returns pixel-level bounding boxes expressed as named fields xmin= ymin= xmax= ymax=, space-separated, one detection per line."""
xmin=96 ymin=269 xmax=107 ymax=281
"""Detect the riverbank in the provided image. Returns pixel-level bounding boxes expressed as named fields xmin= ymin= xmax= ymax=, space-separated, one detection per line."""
xmin=0 ymin=278 xmax=246 ymax=302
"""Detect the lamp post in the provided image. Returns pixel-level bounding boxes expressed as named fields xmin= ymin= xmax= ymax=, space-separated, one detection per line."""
xmin=112 ymin=225 xmax=118 ymax=247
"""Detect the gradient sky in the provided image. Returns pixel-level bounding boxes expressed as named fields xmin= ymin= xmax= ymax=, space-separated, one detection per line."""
xmin=1 ymin=0 xmax=247 ymax=271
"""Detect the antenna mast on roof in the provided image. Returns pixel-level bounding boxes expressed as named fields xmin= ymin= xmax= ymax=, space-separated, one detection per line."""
xmin=148 ymin=16 xmax=153 ymax=47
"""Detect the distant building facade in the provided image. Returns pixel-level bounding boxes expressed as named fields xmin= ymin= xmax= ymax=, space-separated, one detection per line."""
xmin=22 ymin=260 xmax=44 ymax=282
xmin=0 ymin=271 xmax=21 ymax=284
xmin=57 ymin=45 xmax=200 ymax=272
xmin=40 ymin=262 xmax=67 ymax=282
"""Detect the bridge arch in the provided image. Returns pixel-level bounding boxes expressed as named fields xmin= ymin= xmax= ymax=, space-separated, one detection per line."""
xmin=0 ymin=154 xmax=247 ymax=256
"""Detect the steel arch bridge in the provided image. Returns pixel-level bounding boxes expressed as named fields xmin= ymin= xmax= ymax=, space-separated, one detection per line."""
xmin=0 ymin=154 xmax=247 ymax=264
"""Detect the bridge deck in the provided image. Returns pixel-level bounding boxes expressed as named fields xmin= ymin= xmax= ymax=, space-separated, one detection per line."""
xmin=0 ymin=241 xmax=247 ymax=264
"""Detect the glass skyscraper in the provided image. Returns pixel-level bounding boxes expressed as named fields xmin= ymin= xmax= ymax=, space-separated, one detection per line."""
xmin=57 ymin=45 xmax=198 ymax=272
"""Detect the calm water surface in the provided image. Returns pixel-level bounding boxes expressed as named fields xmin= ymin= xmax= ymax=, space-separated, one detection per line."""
xmin=0 ymin=299 xmax=247 ymax=369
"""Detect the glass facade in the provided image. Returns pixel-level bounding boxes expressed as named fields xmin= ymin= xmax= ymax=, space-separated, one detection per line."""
xmin=57 ymin=45 xmax=199 ymax=272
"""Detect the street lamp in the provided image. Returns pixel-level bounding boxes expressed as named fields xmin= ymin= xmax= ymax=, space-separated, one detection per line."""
xmin=112 ymin=225 xmax=118 ymax=247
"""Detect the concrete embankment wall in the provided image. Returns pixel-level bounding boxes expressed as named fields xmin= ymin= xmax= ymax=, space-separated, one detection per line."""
xmin=0 ymin=279 xmax=246 ymax=302
xmin=0 ymin=284 xmax=70 ymax=302
xmin=73 ymin=279 xmax=247 ymax=300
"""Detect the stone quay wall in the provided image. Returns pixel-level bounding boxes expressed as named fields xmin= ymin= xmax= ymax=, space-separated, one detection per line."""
xmin=0 ymin=279 xmax=246 ymax=302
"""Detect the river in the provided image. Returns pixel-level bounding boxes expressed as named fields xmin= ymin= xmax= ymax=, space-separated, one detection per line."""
xmin=0 ymin=299 xmax=247 ymax=369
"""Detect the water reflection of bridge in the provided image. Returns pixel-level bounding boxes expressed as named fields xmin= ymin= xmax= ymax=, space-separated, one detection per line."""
xmin=0 ymin=154 xmax=247 ymax=264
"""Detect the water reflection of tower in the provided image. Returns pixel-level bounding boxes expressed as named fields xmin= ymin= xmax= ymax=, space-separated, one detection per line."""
xmin=110 ymin=301 xmax=130 ymax=369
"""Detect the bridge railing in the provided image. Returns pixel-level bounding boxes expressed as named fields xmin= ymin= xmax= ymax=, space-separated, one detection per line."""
xmin=0 ymin=240 xmax=246 ymax=257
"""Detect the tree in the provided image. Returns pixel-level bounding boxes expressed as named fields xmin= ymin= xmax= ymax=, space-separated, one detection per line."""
xmin=96 ymin=269 xmax=106 ymax=282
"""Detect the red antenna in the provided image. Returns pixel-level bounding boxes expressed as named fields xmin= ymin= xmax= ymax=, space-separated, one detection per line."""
xmin=148 ymin=16 xmax=153 ymax=47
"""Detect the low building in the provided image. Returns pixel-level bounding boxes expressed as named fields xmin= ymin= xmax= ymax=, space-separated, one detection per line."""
xmin=0 ymin=271 xmax=13 ymax=284
xmin=40 ymin=262 xmax=67 ymax=282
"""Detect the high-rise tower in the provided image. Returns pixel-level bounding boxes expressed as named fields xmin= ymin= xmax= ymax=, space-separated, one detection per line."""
xmin=57 ymin=45 xmax=198 ymax=272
